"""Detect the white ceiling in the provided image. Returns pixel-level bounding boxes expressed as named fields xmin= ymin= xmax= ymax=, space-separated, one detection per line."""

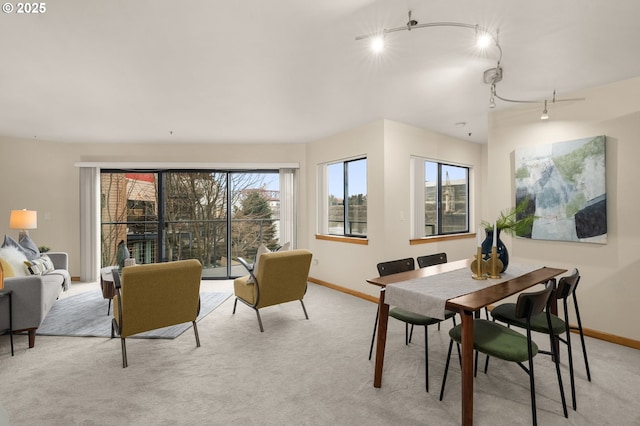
xmin=2 ymin=0 xmax=640 ymax=144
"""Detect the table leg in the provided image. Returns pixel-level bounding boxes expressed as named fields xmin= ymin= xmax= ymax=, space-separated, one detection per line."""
xmin=373 ymin=288 xmax=389 ymax=388
xmin=461 ymin=309 xmax=474 ymax=426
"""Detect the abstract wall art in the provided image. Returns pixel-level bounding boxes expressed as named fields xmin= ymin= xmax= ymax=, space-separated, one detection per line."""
xmin=514 ymin=135 xmax=607 ymax=244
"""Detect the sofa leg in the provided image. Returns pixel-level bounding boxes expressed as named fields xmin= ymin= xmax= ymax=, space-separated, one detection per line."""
xmin=28 ymin=328 xmax=36 ymax=348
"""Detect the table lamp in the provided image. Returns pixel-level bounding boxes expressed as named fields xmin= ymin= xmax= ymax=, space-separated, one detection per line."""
xmin=9 ymin=209 xmax=37 ymax=241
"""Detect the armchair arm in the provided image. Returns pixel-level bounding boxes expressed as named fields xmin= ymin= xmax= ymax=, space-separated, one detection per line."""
xmin=236 ymin=257 xmax=258 ymax=283
xmin=46 ymin=252 xmax=68 ymax=271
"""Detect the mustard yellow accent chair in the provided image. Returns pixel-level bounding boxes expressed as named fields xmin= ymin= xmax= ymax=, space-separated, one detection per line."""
xmin=233 ymin=249 xmax=312 ymax=332
xmin=111 ymin=259 xmax=203 ymax=368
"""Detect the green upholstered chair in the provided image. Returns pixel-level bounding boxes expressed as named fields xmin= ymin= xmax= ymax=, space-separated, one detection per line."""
xmin=233 ymin=249 xmax=312 ymax=332
xmin=111 ymin=259 xmax=203 ymax=368
xmin=490 ymin=269 xmax=589 ymax=410
xmin=439 ymin=281 xmax=568 ymax=425
xmin=369 ymin=257 xmax=456 ymax=392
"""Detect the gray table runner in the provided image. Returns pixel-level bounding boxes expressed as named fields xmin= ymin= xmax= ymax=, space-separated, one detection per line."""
xmin=384 ymin=263 xmax=542 ymax=320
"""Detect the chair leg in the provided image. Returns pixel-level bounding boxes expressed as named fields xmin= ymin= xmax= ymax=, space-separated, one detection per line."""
xmin=424 ymin=325 xmax=429 ymax=392
xmin=573 ymin=294 xmax=591 ymax=381
xmin=439 ymin=339 xmax=454 ymax=401
xmin=563 ymin=302 xmax=577 ymax=410
xmin=232 ymin=298 xmax=238 ymax=314
xmin=368 ymin=307 xmax=379 ymax=360
xmin=300 ymin=299 xmax=309 ymax=320
xmin=120 ymin=337 xmax=128 ymax=368
xmin=255 ymin=309 xmax=264 ymax=332
xmin=192 ymin=321 xmax=200 ymax=347
xmin=405 ymin=323 xmax=410 ymax=345
xmin=548 ymin=316 xmax=568 ymax=419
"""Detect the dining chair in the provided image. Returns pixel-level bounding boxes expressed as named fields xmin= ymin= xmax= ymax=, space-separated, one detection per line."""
xmin=439 ymin=281 xmax=568 ymax=425
xmin=369 ymin=257 xmax=456 ymax=392
xmin=490 ymin=269 xmax=590 ymax=410
xmin=416 ymin=252 xmax=449 ymax=334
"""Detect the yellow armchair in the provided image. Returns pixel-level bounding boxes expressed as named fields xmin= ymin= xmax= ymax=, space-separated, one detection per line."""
xmin=111 ymin=259 xmax=203 ymax=367
xmin=233 ymin=249 xmax=312 ymax=331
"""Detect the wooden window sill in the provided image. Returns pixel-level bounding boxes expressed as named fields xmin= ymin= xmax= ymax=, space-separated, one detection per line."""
xmin=315 ymin=234 xmax=369 ymax=245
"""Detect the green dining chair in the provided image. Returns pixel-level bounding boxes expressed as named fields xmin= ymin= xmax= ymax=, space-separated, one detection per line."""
xmin=490 ymin=269 xmax=590 ymax=411
xmin=369 ymin=257 xmax=456 ymax=393
xmin=439 ymin=281 xmax=568 ymax=426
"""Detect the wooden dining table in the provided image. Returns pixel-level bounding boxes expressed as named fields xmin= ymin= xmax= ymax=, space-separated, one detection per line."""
xmin=366 ymin=258 xmax=567 ymax=426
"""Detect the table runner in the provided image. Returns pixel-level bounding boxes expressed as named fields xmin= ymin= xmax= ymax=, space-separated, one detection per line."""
xmin=384 ymin=263 xmax=542 ymax=320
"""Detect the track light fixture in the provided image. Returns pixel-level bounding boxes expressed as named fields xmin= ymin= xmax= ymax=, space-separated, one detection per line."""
xmin=356 ymin=10 xmax=585 ymax=118
xmin=541 ymin=100 xmax=549 ymax=120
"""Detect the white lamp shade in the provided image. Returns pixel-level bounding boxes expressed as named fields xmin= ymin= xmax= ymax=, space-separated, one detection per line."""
xmin=9 ymin=209 xmax=37 ymax=230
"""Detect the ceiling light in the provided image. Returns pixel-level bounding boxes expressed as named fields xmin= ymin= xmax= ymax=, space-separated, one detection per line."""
xmin=370 ymin=35 xmax=385 ymax=53
xmin=356 ymin=10 xmax=586 ymax=118
xmin=541 ymin=100 xmax=549 ymax=120
xmin=475 ymin=28 xmax=493 ymax=49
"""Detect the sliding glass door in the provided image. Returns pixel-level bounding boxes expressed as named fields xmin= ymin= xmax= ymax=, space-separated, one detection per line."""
xmin=100 ymin=169 xmax=281 ymax=279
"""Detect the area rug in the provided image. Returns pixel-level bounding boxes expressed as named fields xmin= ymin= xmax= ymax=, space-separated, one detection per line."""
xmin=37 ymin=290 xmax=232 ymax=339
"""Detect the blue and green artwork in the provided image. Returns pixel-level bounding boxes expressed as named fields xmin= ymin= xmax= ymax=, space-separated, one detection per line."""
xmin=514 ymin=135 xmax=607 ymax=244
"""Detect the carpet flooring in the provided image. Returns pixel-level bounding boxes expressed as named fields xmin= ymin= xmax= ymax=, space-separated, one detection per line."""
xmin=36 ymin=290 xmax=232 ymax=339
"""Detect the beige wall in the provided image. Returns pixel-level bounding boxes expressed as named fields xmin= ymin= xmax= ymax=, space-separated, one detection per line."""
xmin=305 ymin=119 xmax=483 ymax=298
xmin=2 ymin=76 xmax=638 ymax=342
xmin=0 ymin=139 xmax=307 ymax=276
xmin=487 ymin=76 xmax=640 ymax=341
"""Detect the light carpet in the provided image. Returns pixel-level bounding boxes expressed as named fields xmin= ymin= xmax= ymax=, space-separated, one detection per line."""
xmin=36 ymin=290 xmax=232 ymax=339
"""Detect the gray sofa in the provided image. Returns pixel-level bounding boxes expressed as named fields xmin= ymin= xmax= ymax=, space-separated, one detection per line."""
xmin=1 ymin=252 xmax=70 ymax=348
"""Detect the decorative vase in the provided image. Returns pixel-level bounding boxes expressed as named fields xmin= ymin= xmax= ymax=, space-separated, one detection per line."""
xmin=481 ymin=229 xmax=509 ymax=273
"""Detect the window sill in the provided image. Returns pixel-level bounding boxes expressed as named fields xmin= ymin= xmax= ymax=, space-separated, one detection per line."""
xmin=315 ymin=234 xmax=369 ymax=245
xmin=410 ymin=233 xmax=478 ymax=245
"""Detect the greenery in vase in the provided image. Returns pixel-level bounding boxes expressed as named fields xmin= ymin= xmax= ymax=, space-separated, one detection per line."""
xmin=38 ymin=245 xmax=51 ymax=253
xmin=482 ymin=197 xmax=537 ymax=237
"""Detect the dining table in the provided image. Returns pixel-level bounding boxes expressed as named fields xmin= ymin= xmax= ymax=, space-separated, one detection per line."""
xmin=366 ymin=258 xmax=567 ymax=426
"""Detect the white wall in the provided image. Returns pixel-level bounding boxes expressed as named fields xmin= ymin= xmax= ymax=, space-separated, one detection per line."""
xmin=305 ymin=119 xmax=483 ymax=298
xmin=0 ymin=139 xmax=307 ymax=277
xmin=487 ymin=76 xmax=640 ymax=341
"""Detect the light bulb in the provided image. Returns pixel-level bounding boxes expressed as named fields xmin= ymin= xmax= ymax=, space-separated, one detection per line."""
xmin=489 ymin=97 xmax=496 ymax=109
xmin=541 ymin=100 xmax=549 ymax=120
xmin=370 ymin=35 xmax=385 ymax=53
xmin=476 ymin=32 xmax=492 ymax=49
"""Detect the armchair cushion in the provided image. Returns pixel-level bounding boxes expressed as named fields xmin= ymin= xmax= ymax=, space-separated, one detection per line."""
xmin=233 ymin=249 xmax=312 ymax=310
xmin=113 ymin=259 xmax=203 ymax=338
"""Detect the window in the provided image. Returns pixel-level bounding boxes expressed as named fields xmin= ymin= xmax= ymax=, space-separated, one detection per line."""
xmin=324 ymin=157 xmax=367 ymax=237
xmin=100 ymin=169 xmax=283 ymax=279
xmin=413 ymin=159 xmax=469 ymax=237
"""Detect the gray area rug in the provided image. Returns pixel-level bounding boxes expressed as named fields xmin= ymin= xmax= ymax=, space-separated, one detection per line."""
xmin=37 ymin=290 xmax=232 ymax=339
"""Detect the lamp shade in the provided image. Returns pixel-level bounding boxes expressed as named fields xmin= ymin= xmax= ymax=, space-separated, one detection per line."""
xmin=9 ymin=209 xmax=37 ymax=230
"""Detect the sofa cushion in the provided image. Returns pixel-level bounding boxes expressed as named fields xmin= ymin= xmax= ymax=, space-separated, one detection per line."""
xmin=0 ymin=245 xmax=29 ymax=277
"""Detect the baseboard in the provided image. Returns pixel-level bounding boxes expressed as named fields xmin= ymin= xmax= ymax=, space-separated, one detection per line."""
xmin=307 ymin=277 xmax=378 ymax=303
xmin=308 ymin=276 xmax=640 ymax=351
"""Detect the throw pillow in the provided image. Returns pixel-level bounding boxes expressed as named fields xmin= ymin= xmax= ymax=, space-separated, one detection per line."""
xmin=0 ymin=257 xmax=15 ymax=278
xmin=276 ymin=241 xmax=291 ymax=251
xmin=2 ymin=235 xmax=32 ymax=260
xmin=24 ymin=255 xmax=55 ymax=276
xmin=0 ymin=245 xmax=29 ymax=277
xmin=247 ymin=243 xmax=271 ymax=284
xmin=18 ymin=234 xmax=41 ymax=260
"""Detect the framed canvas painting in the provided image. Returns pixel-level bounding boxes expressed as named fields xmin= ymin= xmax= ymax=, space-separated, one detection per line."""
xmin=514 ymin=135 xmax=607 ymax=244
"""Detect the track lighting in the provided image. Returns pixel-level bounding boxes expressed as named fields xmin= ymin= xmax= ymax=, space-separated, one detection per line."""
xmin=541 ymin=100 xmax=549 ymax=120
xmin=356 ymin=10 xmax=585 ymax=118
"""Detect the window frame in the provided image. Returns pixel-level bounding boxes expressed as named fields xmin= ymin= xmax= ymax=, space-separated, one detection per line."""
xmin=318 ymin=156 xmax=368 ymax=239
xmin=411 ymin=157 xmax=470 ymax=238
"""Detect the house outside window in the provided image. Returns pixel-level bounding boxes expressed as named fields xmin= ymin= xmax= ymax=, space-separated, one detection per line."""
xmin=414 ymin=158 xmax=469 ymax=237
